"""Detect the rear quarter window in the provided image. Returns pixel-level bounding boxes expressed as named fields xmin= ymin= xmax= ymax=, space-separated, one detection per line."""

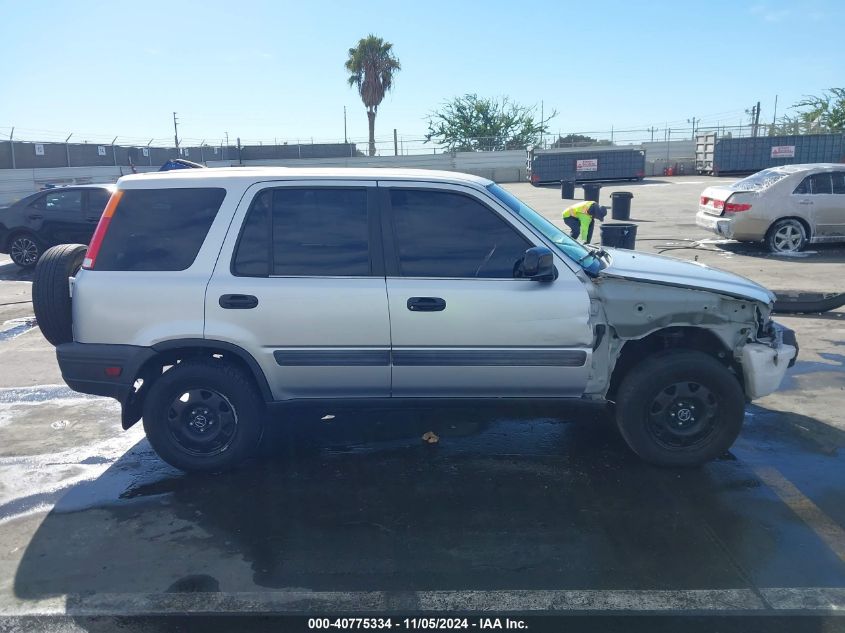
xmin=94 ymin=187 xmax=226 ymax=271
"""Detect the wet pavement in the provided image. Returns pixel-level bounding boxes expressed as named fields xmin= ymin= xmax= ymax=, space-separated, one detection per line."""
xmin=0 ymin=390 xmax=844 ymax=627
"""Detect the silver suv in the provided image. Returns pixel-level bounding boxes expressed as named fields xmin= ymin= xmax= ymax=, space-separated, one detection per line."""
xmin=33 ymin=168 xmax=797 ymax=472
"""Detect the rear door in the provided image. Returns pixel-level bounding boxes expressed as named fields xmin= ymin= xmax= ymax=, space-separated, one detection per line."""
xmin=205 ymin=181 xmax=391 ymax=401
xmin=380 ymin=181 xmax=593 ymax=398
xmin=817 ymin=171 xmax=845 ymax=238
xmin=29 ymin=188 xmax=84 ymax=245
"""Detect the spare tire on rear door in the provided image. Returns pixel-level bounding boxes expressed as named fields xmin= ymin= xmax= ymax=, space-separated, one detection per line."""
xmin=32 ymin=244 xmax=87 ymax=346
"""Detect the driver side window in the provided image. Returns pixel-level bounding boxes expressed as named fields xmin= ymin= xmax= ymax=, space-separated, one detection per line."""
xmin=389 ymin=189 xmax=531 ymax=278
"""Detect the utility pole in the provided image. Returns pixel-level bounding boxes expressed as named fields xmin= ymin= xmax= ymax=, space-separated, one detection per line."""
xmin=746 ymin=102 xmax=761 ymax=137
xmin=173 ymin=112 xmax=180 ymax=156
xmin=343 ymin=106 xmax=348 ymax=144
xmin=224 ymin=131 xmax=229 ymax=161
xmin=540 ymin=101 xmax=544 ymax=149
xmin=393 ymin=129 xmax=398 ymax=156
xmin=9 ymin=127 xmax=15 ymax=170
xmin=648 ymin=126 xmax=656 ymax=142
xmin=687 ymin=117 xmax=698 ymax=140
xmin=772 ymin=95 xmax=779 ymax=132
xmin=65 ymin=133 xmax=72 ymax=167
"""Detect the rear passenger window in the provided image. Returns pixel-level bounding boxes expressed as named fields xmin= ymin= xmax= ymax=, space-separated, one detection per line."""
xmin=810 ymin=173 xmax=833 ymax=195
xmin=95 ymin=188 xmax=225 ymax=271
xmin=232 ymin=187 xmax=371 ymax=277
xmin=232 ymin=191 xmax=271 ymax=276
xmin=271 ymin=188 xmax=370 ymax=276
xmin=793 ymin=177 xmax=811 ymax=195
xmin=832 ymin=173 xmax=845 ymax=194
xmin=390 ymin=189 xmax=530 ymax=278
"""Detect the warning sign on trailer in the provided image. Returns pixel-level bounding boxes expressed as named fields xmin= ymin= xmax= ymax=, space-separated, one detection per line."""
xmin=576 ymin=159 xmax=598 ymax=171
xmin=770 ymin=146 xmax=796 ymax=158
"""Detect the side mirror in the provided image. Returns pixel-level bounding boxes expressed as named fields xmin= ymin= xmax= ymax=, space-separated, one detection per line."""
xmin=517 ymin=246 xmax=556 ymax=281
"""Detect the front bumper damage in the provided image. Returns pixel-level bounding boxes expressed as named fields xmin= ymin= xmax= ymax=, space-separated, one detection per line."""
xmin=741 ymin=322 xmax=798 ymax=400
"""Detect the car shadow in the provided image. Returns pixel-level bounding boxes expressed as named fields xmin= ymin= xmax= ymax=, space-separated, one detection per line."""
xmin=712 ymin=241 xmax=845 ymax=265
xmin=10 ymin=400 xmax=845 ymax=625
xmin=0 ymin=260 xmax=32 ymax=282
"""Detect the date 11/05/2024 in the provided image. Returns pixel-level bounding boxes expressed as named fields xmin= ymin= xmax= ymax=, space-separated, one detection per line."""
xmin=308 ymin=617 xmax=528 ymax=630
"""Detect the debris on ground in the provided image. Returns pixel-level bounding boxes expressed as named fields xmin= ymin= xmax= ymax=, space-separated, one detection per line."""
xmin=421 ymin=431 xmax=439 ymax=444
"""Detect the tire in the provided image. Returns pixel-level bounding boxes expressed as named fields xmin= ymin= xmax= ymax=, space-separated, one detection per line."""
xmin=766 ymin=218 xmax=807 ymax=253
xmin=9 ymin=232 xmax=44 ymax=268
xmin=142 ymin=360 xmax=264 ymax=472
xmin=32 ymin=244 xmax=87 ymax=346
xmin=615 ymin=350 xmax=745 ymax=467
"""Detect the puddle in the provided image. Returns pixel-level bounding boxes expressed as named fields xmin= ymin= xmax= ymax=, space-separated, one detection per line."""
xmin=0 ymin=317 xmax=37 ymax=342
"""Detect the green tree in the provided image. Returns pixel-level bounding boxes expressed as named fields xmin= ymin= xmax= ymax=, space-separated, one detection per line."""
xmin=771 ymin=88 xmax=845 ymax=134
xmin=425 ymin=94 xmax=556 ymax=152
xmin=551 ymin=133 xmax=613 ymax=148
xmin=345 ymin=35 xmax=401 ymax=156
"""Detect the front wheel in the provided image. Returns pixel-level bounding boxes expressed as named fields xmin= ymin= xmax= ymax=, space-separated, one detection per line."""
xmin=614 ymin=350 xmax=745 ymax=467
xmin=9 ymin=233 xmax=43 ymax=268
xmin=142 ymin=360 xmax=264 ymax=472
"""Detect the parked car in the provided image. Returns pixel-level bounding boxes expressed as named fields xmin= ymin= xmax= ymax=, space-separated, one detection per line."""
xmin=696 ymin=163 xmax=845 ymax=253
xmin=33 ymin=168 xmax=797 ymax=472
xmin=0 ymin=184 xmax=114 ymax=268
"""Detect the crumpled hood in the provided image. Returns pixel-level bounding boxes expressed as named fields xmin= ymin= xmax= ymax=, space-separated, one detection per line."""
xmin=599 ymin=249 xmax=775 ymax=304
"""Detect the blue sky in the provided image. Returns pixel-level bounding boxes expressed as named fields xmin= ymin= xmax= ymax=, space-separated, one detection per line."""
xmin=0 ymin=0 xmax=842 ymax=148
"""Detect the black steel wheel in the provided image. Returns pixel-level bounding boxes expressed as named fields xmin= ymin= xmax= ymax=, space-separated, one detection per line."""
xmin=9 ymin=234 xmax=42 ymax=268
xmin=615 ymin=350 xmax=745 ymax=466
xmin=143 ymin=360 xmax=264 ymax=472
xmin=646 ymin=381 xmax=719 ymax=450
xmin=165 ymin=388 xmax=239 ymax=457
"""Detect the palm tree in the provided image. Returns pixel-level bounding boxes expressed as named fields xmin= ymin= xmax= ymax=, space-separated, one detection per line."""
xmin=345 ymin=35 xmax=401 ymax=156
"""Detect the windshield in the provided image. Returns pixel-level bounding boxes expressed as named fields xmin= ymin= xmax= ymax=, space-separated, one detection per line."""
xmin=486 ymin=183 xmax=604 ymax=273
xmin=728 ymin=168 xmax=791 ymax=191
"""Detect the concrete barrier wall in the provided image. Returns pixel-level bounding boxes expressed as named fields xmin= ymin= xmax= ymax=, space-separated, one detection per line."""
xmin=0 ymin=166 xmax=158 ymax=206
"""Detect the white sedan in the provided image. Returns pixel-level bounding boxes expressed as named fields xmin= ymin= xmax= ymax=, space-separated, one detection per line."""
xmin=696 ymin=163 xmax=845 ymax=253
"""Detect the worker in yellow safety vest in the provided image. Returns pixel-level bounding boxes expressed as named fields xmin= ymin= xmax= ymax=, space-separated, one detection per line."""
xmin=562 ymin=200 xmax=607 ymax=243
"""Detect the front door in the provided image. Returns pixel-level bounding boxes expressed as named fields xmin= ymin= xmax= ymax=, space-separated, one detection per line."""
xmin=380 ymin=182 xmax=593 ymax=398
xmin=205 ymin=181 xmax=391 ymax=400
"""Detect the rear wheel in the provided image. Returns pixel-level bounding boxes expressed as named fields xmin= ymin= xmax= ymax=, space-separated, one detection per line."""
xmin=143 ymin=360 xmax=264 ymax=472
xmin=766 ymin=218 xmax=807 ymax=253
xmin=9 ymin=233 xmax=43 ymax=268
xmin=615 ymin=350 xmax=745 ymax=466
xmin=32 ymin=244 xmax=87 ymax=346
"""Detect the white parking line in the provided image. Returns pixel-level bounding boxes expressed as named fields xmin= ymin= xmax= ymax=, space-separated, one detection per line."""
xmin=1 ymin=587 xmax=844 ymax=615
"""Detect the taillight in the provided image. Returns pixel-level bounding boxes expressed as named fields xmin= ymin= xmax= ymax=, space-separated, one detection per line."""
xmin=724 ymin=202 xmax=752 ymax=212
xmin=713 ymin=199 xmax=724 ymax=210
xmin=82 ymin=190 xmax=123 ymax=269
xmin=530 ymin=173 xmax=539 ymax=183
xmin=700 ymin=196 xmax=709 ymax=205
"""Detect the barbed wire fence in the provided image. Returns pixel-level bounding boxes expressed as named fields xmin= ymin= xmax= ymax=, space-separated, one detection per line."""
xmin=0 ymin=120 xmax=837 ymax=169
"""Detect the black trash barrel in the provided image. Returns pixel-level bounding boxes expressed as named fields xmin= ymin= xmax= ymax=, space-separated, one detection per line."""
xmin=600 ymin=222 xmax=638 ymax=249
xmin=610 ymin=191 xmax=633 ymax=220
xmin=582 ymin=183 xmax=602 ymax=203
xmin=560 ymin=180 xmax=575 ymax=199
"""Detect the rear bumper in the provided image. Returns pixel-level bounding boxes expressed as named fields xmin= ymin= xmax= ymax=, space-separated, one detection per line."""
xmin=56 ymin=342 xmax=156 ymax=402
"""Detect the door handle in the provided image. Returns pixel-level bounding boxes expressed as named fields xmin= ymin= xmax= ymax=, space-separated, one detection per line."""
xmin=219 ymin=294 xmax=259 ymax=309
xmin=799 ymin=200 xmax=813 ymax=205
xmin=27 ymin=214 xmax=43 ymax=220
xmin=407 ymin=297 xmax=446 ymax=312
